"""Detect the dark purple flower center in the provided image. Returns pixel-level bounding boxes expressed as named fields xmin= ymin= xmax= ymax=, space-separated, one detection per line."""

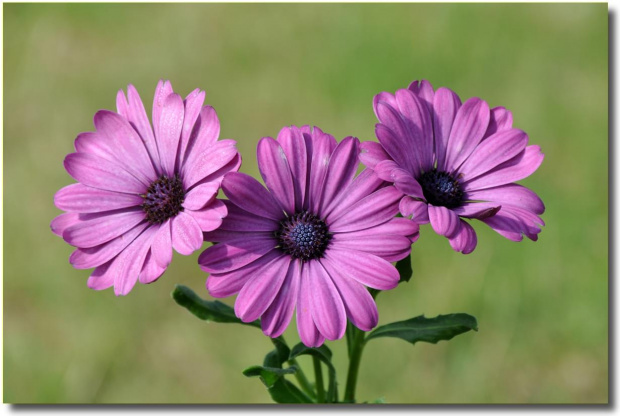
xmin=275 ymin=211 xmax=331 ymax=262
xmin=142 ymin=175 xmax=185 ymax=225
xmin=419 ymin=169 xmax=463 ymax=209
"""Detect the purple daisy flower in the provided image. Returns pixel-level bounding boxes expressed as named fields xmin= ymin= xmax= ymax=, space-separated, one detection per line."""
xmin=198 ymin=126 xmax=419 ymax=347
xmin=51 ymin=80 xmax=240 ymax=295
xmin=360 ymin=79 xmax=545 ymax=254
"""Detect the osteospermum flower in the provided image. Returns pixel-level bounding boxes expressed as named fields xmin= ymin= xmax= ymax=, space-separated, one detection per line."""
xmin=360 ymin=80 xmax=545 ymax=254
xmin=51 ymin=80 xmax=240 ymax=295
xmin=198 ymin=126 xmax=419 ymax=347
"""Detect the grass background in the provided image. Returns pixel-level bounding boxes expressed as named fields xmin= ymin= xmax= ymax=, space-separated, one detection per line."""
xmin=3 ymin=3 xmax=608 ymax=404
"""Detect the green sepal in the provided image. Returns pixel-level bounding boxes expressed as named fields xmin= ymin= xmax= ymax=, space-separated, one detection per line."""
xmin=366 ymin=313 xmax=478 ymax=345
xmin=242 ymin=365 xmax=297 ymax=388
xmin=289 ymin=343 xmax=338 ymax=403
xmin=396 ymin=253 xmax=413 ymax=283
xmin=171 ymin=284 xmax=260 ymax=328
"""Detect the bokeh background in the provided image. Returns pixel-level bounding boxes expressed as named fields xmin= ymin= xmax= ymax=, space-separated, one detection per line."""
xmin=3 ymin=3 xmax=608 ymax=404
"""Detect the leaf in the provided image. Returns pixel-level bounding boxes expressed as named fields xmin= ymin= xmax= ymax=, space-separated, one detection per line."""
xmin=289 ymin=343 xmax=338 ymax=403
xmin=395 ymin=253 xmax=413 ymax=283
xmin=268 ymin=378 xmax=314 ymax=404
xmin=171 ymin=284 xmax=260 ymax=328
xmin=366 ymin=313 xmax=478 ymax=345
xmin=243 ymin=365 xmax=297 ymax=388
xmin=263 ymin=337 xmax=290 ymax=368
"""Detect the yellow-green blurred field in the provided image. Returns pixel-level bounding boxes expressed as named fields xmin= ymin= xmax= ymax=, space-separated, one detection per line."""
xmin=3 ymin=3 xmax=608 ymax=404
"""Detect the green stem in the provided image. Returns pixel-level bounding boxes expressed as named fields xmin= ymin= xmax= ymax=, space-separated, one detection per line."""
xmin=344 ymin=325 xmax=366 ymax=403
xmin=273 ymin=336 xmax=315 ymax=399
xmin=313 ymin=355 xmax=326 ymax=403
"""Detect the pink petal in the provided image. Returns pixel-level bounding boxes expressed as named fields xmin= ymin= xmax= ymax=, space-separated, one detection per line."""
xmin=54 ymin=183 xmax=143 ymax=213
xmin=323 ymin=169 xmax=384 ymax=221
xmin=399 ymin=197 xmax=429 ymax=224
xmin=152 ymin=219 xmax=172 ymax=268
xmin=278 ymin=127 xmax=309 ymax=212
xmin=171 ymin=211 xmax=203 ymax=255
xmin=198 ymin=235 xmax=276 ymax=273
xmin=113 ymin=226 xmax=158 ymax=296
xmin=394 ymin=88 xmax=434 ymax=172
xmin=87 ymin=261 xmax=115 ymax=291
xmin=444 ymin=97 xmax=490 ymax=172
xmin=296 ymin=264 xmax=325 ymax=348
xmin=257 ymin=137 xmax=295 ymax=215
xmin=482 ymin=205 xmax=544 ymax=242
xmin=127 ymin=85 xmax=161 ymax=171
xmin=217 ymin=200 xmax=280 ymax=233
xmin=373 ymin=91 xmax=398 ymax=119
xmin=183 ymin=182 xmax=219 ymax=210
xmin=457 ymin=129 xmax=529 ymax=182
xmin=320 ymin=258 xmax=378 ymax=331
xmin=186 ymin=199 xmax=228 ymax=232
xmin=152 ymin=80 xmax=173 ymax=141
xmin=182 ymin=106 xmax=220 ymax=169
xmin=69 ymin=222 xmax=150 ymax=269
xmin=428 ymin=205 xmax=461 ymax=238
xmin=221 ymin=172 xmax=283 ymax=221
xmin=329 ymin=186 xmax=402 ymax=233
xmin=483 ymin=106 xmax=513 ymax=140
xmin=432 ymin=87 xmax=462 ymax=171
xmin=323 ymin=249 xmax=399 ymax=290
xmin=408 ymin=79 xmax=435 ymax=109
xmin=261 ymin=260 xmax=302 ymax=338
xmin=182 ymin=139 xmax=238 ymax=189
xmin=63 ymin=209 xmax=146 ymax=248
xmin=177 ymin=89 xmax=205 ymax=168
xmin=359 ymin=140 xmax=391 ymax=169
xmin=139 ymin=251 xmax=167 ymax=284
xmin=375 ymin=108 xmax=420 ymax=177
xmin=116 ymin=89 xmax=129 ymax=117
xmin=338 ymin=216 xmax=420 ymax=241
xmin=452 ymin=202 xmax=501 ymax=219
xmin=307 ymin=260 xmax=347 ymax=341
xmin=157 ymin=93 xmax=185 ymax=176
xmin=306 ymin=127 xmax=337 ymax=213
xmin=207 ymin=250 xmax=280 ymax=298
xmin=317 ymin=137 xmax=360 ymax=217
xmin=50 ymin=212 xmax=80 ymax=237
xmin=463 ymin=145 xmax=544 ymax=191
xmin=373 ymin=160 xmax=423 ymax=198
xmin=466 ymin=184 xmax=545 ymax=215
xmin=331 ymin=233 xmax=412 ymax=263
xmin=73 ymin=132 xmax=115 ymax=161
xmin=448 ymin=220 xmax=478 ymax=254
xmin=64 ymin=152 xmax=145 ymax=194
xmin=234 ymin=254 xmax=290 ymax=322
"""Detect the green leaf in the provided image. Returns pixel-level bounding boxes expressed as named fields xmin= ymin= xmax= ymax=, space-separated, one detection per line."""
xmin=395 ymin=253 xmax=413 ymax=283
xmin=289 ymin=343 xmax=338 ymax=403
xmin=268 ymin=378 xmax=314 ymax=404
xmin=263 ymin=337 xmax=290 ymax=368
xmin=243 ymin=365 xmax=297 ymax=388
xmin=171 ymin=284 xmax=260 ymax=328
xmin=366 ymin=313 xmax=478 ymax=345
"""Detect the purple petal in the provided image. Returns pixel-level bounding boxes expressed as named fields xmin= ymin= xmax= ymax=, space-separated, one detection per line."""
xmin=234 ymin=254 xmax=290 ymax=322
xmin=296 ymin=264 xmax=325 ymax=348
xmin=207 ymin=250 xmax=280 ymax=298
xmin=373 ymin=160 xmax=423 ymax=198
xmin=171 ymin=211 xmax=203 ymax=255
xmin=482 ymin=205 xmax=544 ymax=241
xmin=157 ymin=93 xmax=185 ymax=176
xmin=152 ymin=80 xmax=173 ymax=141
xmin=87 ymin=261 xmax=115 ymax=291
xmin=63 ymin=209 xmax=146 ymax=248
xmin=139 ymin=251 xmax=166 ymax=284
xmin=432 ymin=87 xmax=462 ymax=171
xmin=278 ymin=127 xmax=309 ymax=211
xmin=261 ymin=260 xmax=301 ymax=338
xmin=466 ymin=184 xmax=545 ymax=215
xmin=221 ymin=172 xmax=283 ymax=221
xmin=428 ymin=205 xmax=460 ymax=237
xmin=186 ymin=199 xmax=228 ymax=232
xmin=399 ymin=197 xmax=429 ymax=224
xmin=452 ymin=202 xmax=501 ymax=219
xmin=324 ymin=169 xmax=384 ymax=221
xmin=94 ymin=110 xmax=156 ymax=185
xmin=329 ymin=186 xmax=402 ymax=233
xmin=323 ymin=249 xmax=399 ymax=291
xmin=116 ymin=89 xmax=129 ymax=117
xmin=448 ymin=220 xmax=478 ymax=254
xmin=152 ymin=219 xmax=172 ymax=268
xmin=394 ymin=88 xmax=434 ymax=172
xmin=483 ymin=106 xmax=513 ymax=140
xmin=408 ymin=79 xmax=435 ymax=109
xmin=198 ymin=235 xmax=277 ymax=273
xmin=216 ymin=200 xmax=280 ymax=233
xmin=54 ymin=183 xmax=142 ymax=213
xmin=463 ymin=145 xmax=544 ymax=191
xmin=306 ymin=127 xmax=337 ymax=213
xmin=64 ymin=152 xmax=145 ymax=194
xmin=373 ymin=91 xmax=398 ymax=119
xmin=183 ymin=182 xmax=219 ymax=210
xmin=338 ymin=217 xmax=420 ymax=241
xmin=331 ymin=233 xmax=412 ymax=263
xmin=70 ymin=222 xmax=150 ymax=269
xmin=177 ymin=89 xmax=205 ymax=168
xmin=359 ymin=140 xmax=391 ymax=169
xmin=50 ymin=212 xmax=80 ymax=237
xmin=182 ymin=106 xmax=220 ymax=170
xmin=127 ymin=85 xmax=161 ymax=171
xmin=257 ymin=137 xmax=295 ymax=215
xmin=73 ymin=132 xmax=115 ymax=161
xmin=182 ymin=139 xmax=238 ymax=189
xmin=320 ymin=258 xmax=378 ymax=331
xmin=457 ymin=129 xmax=529 ymax=182
xmin=317 ymin=137 xmax=360 ymax=217
xmin=307 ymin=260 xmax=347 ymax=341
xmin=375 ymin=107 xmax=420 ymax=177
xmin=113 ymin=226 xmax=158 ymax=296
xmin=444 ymin=97 xmax=490 ymax=172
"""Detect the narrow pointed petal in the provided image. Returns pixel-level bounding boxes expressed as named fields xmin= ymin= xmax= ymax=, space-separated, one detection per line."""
xmin=375 ymin=108 xmax=420 ymax=177
xmin=261 ymin=261 xmax=301 ymax=338
xmin=127 ymin=85 xmax=161 ymax=170
xmin=331 ymin=233 xmax=412 ymax=263
xmin=278 ymin=127 xmax=308 ymax=211
xmin=207 ymin=250 xmax=280 ymax=298
xmin=394 ymin=88 xmax=434 ymax=172
xmin=178 ymin=89 xmax=205 ymax=168
xmin=182 ymin=106 xmax=220 ymax=169
xmin=452 ymin=202 xmax=501 ymax=219
xmin=373 ymin=91 xmax=398 ymax=119
xmin=296 ymin=265 xmax=326 ymax=348
xmin=63 ymin=209 xmax=145 ymax=248
xmin=399 ymin=197 xmax=429 ymax=224
xmin=116 ymin=89 xmax=129 ymax=117
xmin=317 ymin=137 xmax=360 ymax=216
xmin=139 ymin=251 xmax=166 ymax=284
xmin=359 ymin=140 xmax=391 ymax=169
xmin=87 ymin=261 xmax=115 ymax=291
xmin=323 ymin=249 xmax=399 ymax=290
xmin=466 ymin=184 xmax=545 ymax=215
xmin=433 ymin=87 xmax=462 ymax=170
xmin=171 ymin=211 xmax=203 ymax=255
xmin=329 ymin=186 xmax=402 ymax=233
xmin=54 ymin=183 xmax=143 ymax=213
xmin=448 ymin=220 xmax=478 ymax=254
xmin=113 ymin=226 xmax=158 ymax=296
xmin=484 ymin=106 xmax=513 ymax=139
xmin=50 ymin=212 xmax=80 ymax=237
xmin=182 ymin=139 xmax=238 ymax=189
xmin=217 ymin=200 xmax=280 ymax=232
xmin=198 ymin=236 xmax=276 ymax=273
xmin=64 ymin=153 xmax=145 ymax=194
xmin=221 ymin=172 xmax=283 ymax=221
xmin=444 ymin=97 xmax=490 ymax=172
xmin=307 ymin=128 xmax=337 ymax=213
xmin=257 ymin=137 xmax=296 ymax=215
xmin=152 ymin=80 xmax=174 ymax=140
xmin=307 ymin=260 xmax=347 ymax=341
xmin=152 ymin=219 xmax=172 ymax=268
xmin=408 ymin=79 xmax=435 ymax=109
xmin=428 ymin=205 xmax=461 ymax=238
xmin=157 ymin=93 xmax=185 ymax=176
xmin=324 ymin=169 xmax=384 ymax=221
xmin=74 ymin=132 xmax=115 ymax=161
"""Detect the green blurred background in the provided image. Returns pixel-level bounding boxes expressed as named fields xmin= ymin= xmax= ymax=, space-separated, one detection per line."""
xmin=3 ymin=3 xmax=608 ymax=404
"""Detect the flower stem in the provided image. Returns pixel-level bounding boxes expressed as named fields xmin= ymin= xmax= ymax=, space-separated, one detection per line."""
xmin=313 ymin=355 xmax=326 ymax=403
xmin=289 ymin=357 xmax=316 ymax=398
xmin=344 ymin=325 xmax=366 ymax=403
